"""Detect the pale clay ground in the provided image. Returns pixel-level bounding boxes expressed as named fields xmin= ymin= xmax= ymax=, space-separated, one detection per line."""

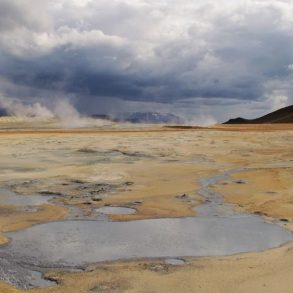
xmin=0 ymin=120 xmax=292 ymax=293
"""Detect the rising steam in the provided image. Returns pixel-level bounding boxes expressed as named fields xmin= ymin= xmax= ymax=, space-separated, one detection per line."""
xmin=0 ymin=96 xmax=111 ymax=128
xmin=0 ymin=96 xmax=54 ymax=118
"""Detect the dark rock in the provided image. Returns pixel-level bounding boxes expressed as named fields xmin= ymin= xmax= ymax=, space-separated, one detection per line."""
xmin=176 ymin=194 xmax=192 ymax=202
xmin=77 ymin=148 xmax=97 ymax=153
xmin=38 ymin=191 xmax=63 ymax=196
xmin=176 ymin=194 xmax=188 ymax=199
xmin=125 ymin=200 xmax=143 ymax=206
xmin=92 ymin=196 xmax=103 ymax=202
xmin=133 ymin=200 xmax=143 ymax=204
xmin=235 ymin=180 xmax=247 ymax=184
xmin=71 ymin=179 xmax=86 ymax=184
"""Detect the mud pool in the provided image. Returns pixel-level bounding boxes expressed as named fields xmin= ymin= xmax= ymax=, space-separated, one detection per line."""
xmin=2 ymin=216 xmax=292 ymax=269
xmin=96 ymin=206 xmax=136 ymax=215
xmin=0 ymin=188 xmax=53 ymax=206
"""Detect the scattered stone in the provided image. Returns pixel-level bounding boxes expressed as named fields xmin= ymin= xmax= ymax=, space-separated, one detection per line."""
xmin=77 ymin=148 xmax=97 ymax=153
xmin=124 ymin=200 xmax=143 ymax=206
xmin=133 ymin=200 xmax=143 ymax=205
xmin=176 ymin=194 xmax=192 ymax=202
xmin=38 ymin=191 xmax=63 ymax=196
xmin=142 ymin=263 xmax=169 ymax=272
xmin=92 ymin=196 xmax=103 ymax=202
xmin=235 ymin=180 xmax=247 ymax=184
xmin=71 ymin=179 xmax=86 ymax=184
xmin=176 ymin=194 xmax=188 ymax=199
xmin=280 ymin=218 xmax=289 ymax=222
xmin=111 ymin=149 xmax=149 ymax=158
xmin=125 ymin=181 xmax=134 ymax=186
xmin=253 ymin=211 xmax=268 ymax=217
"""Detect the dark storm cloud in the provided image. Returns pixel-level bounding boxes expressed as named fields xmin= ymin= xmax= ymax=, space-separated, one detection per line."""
xmin=0 ymin=0 xmax=293 ymax=120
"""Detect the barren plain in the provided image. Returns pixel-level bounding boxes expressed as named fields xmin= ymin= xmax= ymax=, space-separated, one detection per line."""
xmin=0 ymin=118 xmax=292 ymax=293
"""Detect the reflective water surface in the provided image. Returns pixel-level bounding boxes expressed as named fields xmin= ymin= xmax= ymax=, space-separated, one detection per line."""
xmin=96 ymin=206 xmax=136 ymax=215
xmin=0 ymin=188 xmax=53 ymax=206
xmin=3 ymin=216 xmax=292 ymax=267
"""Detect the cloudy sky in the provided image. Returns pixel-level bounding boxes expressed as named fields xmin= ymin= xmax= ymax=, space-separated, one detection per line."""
xmin=0 ymin=0 xmax=293 ymax=123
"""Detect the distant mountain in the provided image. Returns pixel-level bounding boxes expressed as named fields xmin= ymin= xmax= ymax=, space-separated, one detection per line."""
xmin=91 ymin=114 xmax=113 ymax=121
xmin=92 ymin=112 xmax=184 ymax=124
xmin=224 ymin=105 xmax=293 ymax=124
xmin=118 ymin=112 xmax=183 ymax=124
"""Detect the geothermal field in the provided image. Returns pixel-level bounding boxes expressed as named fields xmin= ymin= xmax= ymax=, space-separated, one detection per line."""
xmin=0 ymin=118 xmax=292 ymax=293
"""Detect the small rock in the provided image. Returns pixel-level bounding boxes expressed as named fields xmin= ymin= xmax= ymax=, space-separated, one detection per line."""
xmin=77 ymin=148 xmax=97 ymax=153
xmin=125 ymin=181 xmax=134 ymax=186
xmin=71 ymin=179 xmax=85 ymax=184
xmin=125 ymin=200 xmax=143 ymax=206
xmin=92 ymin=196 xmax=103 ymax=202
xmin=39 ymin=191 xmax=63 ymax=196
xmin=280 ymin=218 xmax=289 ymax=222
xmin=133 ymin=200 xmax=143 ymax=205
xmin=176 ymin=194 xmax=188 ymax=199
xmin=235 ymin=180 xmax=247 ymax=184
xmin=176 ymin=194 xmax=192 ymax=202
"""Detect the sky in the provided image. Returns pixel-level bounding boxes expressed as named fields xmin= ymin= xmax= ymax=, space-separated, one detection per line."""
xmin=0 ymin=0 xmax=293 ymax=124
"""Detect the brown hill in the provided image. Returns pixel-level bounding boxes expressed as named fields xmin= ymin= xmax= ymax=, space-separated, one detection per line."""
xmin=224 ymin=105 xmax=293 ymax=124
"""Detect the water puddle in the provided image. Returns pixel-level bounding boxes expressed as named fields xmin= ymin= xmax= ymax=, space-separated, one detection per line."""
xmin=1 ymin=216 xmax=292 ymax=268
xmin=165 ymin=258 xmax=185 ymax=265
xmin=21 ymin=270 xmax=56 ymax=289
xmin=195 ymin=169 xmax=250 ymax=217
xmin=1 ymin=168 xmax=292 ymax=289
xmin=96 ymin=206 xmax=136 ymax=215
xmin=0 ymin=188 xmax=53 ymax=206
